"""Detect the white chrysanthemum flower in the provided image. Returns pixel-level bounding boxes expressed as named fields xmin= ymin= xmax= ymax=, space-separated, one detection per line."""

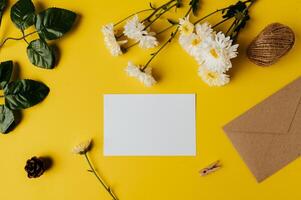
xmin=215 ymin=31 xmax=239 ymax=59
xmin=179 ymin=15 xmax=194 ymax=36
xmin=72 ymin=139 xmax=92 ymax=154
xmin=198 ymin=32 xmax=238 ymax=73
xmin=139 ymin=34 xmax=159 ymax=49
xmin=179 ymin=22 xmax=214 ymax=60
xmin=123 ymin=15 xmax=145 ymax=40
xmin=125 ymin=62 xmax=156 ymax=87
xmin=123 ymin=15 xmax=158 ymax=49
xmin=102 ymin=23 xmax=127 ymax=56
xmin=198 ymin=66 xmax=230 ymax=87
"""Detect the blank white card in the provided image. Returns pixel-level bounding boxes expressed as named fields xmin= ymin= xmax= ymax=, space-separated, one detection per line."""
xmin=104 ymin=94 xmax=196 ymax=156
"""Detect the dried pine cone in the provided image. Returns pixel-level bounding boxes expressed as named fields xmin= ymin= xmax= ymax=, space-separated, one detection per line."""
xmin=25 ymin=157 xmax=45 ymax=178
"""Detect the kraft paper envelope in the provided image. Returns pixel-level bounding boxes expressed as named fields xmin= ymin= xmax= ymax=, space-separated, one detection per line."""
xmin=223 ymin=77 xmax=301 ymax=182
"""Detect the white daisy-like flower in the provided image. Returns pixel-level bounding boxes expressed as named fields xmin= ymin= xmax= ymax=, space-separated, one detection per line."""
xmin=125 ymin=62 xmax=156 ymax=87
xmin=123 ymin=15 xmax=145 ymax=40
xmin=179 ymin=15 xmax=194 ymax=36
xmin=215 ymin=31 xmax=239 ymax=59
xmin=123 ymin=15 xmax=159 ymax=49
xmin=72 ymin=139 xmax=92 ymax=154
xmin=102 ymin=23 xmax=127 ymax=56
xmin=139 ymin=34 xmax=159 ymax=49
xmin=198 ymin=66 xmax=230 ymax=87
xmin=198 ymin=32 xmax=237 ymax=73
xmin=179 ymin=22 xmax=214 ymax=60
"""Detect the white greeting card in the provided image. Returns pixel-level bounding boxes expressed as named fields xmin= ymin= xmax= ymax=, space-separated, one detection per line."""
xmin=103 ymin=94 xmax=196 ymax=156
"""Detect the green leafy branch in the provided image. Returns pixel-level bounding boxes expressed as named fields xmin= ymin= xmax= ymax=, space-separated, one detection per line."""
xmin=0 ymin=0 xmax=77 ymax=69
xmin=0 ymin=61 xmax=49 ymax=133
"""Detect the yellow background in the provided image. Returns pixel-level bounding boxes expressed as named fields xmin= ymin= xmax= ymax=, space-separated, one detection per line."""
xmin=0 ymin=0 xmax=300 ymax=199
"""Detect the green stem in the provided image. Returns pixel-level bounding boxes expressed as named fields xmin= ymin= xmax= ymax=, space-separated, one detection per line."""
xmin=141 ymin=28 xmax=177 ymax=71
xmin=212 ymin=17 xmax=231 ymax=29
xmin=141 ymin=6 xmax=192 ymax=71
xmin=114 ymin=8 xmax=153 ymax=26
xmin=21 ymin=30 xmax=29 ymax=44
xmin=228 ymin=0 xmax=255 ymax=39
xmin=225 ymin=19 xmax=238 ymax=36
xmin=84 ymin=153 xmax=118 ymax=200
xmin=142 ymin=0 xmax=176 ymax=23
xmin=157 ymin=24 xmax=176 ymax=35
xmin=143 ymin=2 xmax=178 ymax=31
xmin=193 ymin=9 xmax=224 ymax=25
xmin=0 ymin=31 xmax=37 ymax=48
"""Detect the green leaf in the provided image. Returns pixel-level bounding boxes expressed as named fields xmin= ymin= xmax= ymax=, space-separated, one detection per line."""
xmin=10 ymin=0 xmax=35 ymax=30
xmin=189 ymin=0 xmax=200 ymax=16
xmin=27 ymin=39 xmax=55 ymax=69
xmin=4 ymin=79 xmax=49 ymax=110
xmin=35 ymin=7 xmax=77 ymax=40
xmin=0 ymin=105 xmax=15 ymax=133
xmin=0 ymin=0 xmax=7 ymax=26
xmin=0 ymin=60 xmax=13 ymax=89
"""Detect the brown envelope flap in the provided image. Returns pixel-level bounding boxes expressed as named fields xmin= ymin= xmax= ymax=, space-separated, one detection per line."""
xmin=224 ymin=77 xmax=301 ymax=134
xmin=225 ymin=130 xmax=301 ymax=182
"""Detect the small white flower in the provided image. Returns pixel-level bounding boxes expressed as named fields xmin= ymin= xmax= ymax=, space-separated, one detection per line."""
xmin=72 ymin=139 xmax=92 ymax=154
xmin=215 ymin=31 xmax=239 ymax=59
xmin=198 ymin=66 xmax=230 ymax=87
xmin=123 ymin=15 xmax=145 ymax=40
xmin=195 ymin=22 xmax=214 ymax=39
xmin=102 ymin=23 xmax=127 ymax=56
xmin=123 ymin=15 xmax=159 ymax=49
xmin=125 ymin=62 xmax=156 ymax=87
xmin=179 ymin=22 xmax=214 ymax=60
xmin=179 ymin=15 xmax=194 ymax=36
xmin=198 ymin=32 xmax=238 ymax=73
xmin=139 ymin=34 xmax=159 ymax=49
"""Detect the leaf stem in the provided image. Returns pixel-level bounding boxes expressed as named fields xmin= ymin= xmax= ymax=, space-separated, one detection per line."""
xmin=0 ymin=31 xmax=37 ymax=48
xmin=84 ymin=153 xmax=118 ymax=200
xmin=21 ymin=30 xmax=29 ymax=44
xmin=114 ymin=8 xmax=153 ymax=26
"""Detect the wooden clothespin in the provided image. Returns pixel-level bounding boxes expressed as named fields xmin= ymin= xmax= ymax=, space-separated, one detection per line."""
xmin=199 ymin=160 xmax=221 ymax=176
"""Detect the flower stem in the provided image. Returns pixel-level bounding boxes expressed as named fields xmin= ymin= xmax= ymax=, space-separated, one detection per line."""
xmin=157 ymin=24 xmax=177 ymax=35
xmin=193 ymin=9 xmax=224 ymax=25
xmin=141 ymin=6 xmax=192 ymax=71
xmin=84 ymin=153 xmax=118 ymax=200
xmin=143 ymin=2 xmax=178 ymax=31
xmin=114 ymin=8 xmax=153 ymax=26
xmin=227 ymin=0 xmax=255 ymax=39
xmin=212 ymin=17 xmax=231 ymax=29
xmin=0 ymin=31 xmax=37 ymax=48
xmin=142 ymin=0 xmax=176 ymax=23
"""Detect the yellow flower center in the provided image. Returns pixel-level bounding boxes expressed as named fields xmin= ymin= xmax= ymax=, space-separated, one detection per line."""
xmin=207 ymin=71 xmax=218 ymax=79
xmin=181 ymin=22 xmax=194 ymax=35
xmin=210 ymin=48 xmax=219 ymax=59
xmin=191 ymin=38 xmax=202 ymax=46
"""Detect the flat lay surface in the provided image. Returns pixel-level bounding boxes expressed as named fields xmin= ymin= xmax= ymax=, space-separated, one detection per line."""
xmin=0 ymin=0 xmax=301 ymax=199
